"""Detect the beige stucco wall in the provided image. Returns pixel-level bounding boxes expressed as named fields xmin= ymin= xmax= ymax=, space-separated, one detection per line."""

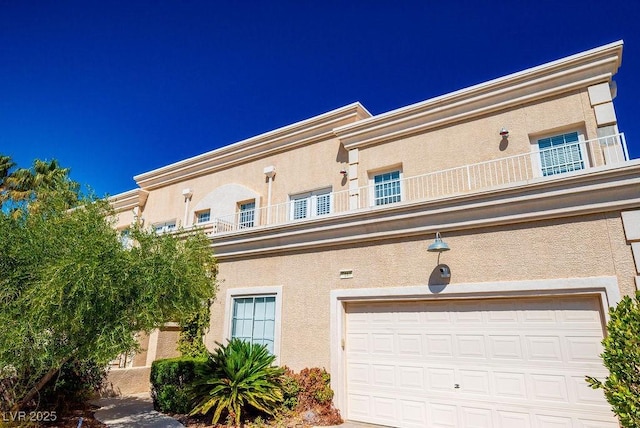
xmin=103 ymin=367 xmax=151 ymax=396
xmin=356 ymin=90 xmax=598 ymax=181
xmin=206 ymin=211 xmax=636 ymax=371
xmin=139 ymin=135 xmax=349 ymax=228
xmin=131 ymin=332 xmax=150 ymax=367
xmin=136 ymin=90 xmax=603 ymax=229
xmin=154 ymin=327 xmax=181 ymax=360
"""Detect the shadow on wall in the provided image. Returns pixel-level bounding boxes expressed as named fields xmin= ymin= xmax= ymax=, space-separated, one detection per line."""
xmin=428 ymin=264 xmax=451 ymax=293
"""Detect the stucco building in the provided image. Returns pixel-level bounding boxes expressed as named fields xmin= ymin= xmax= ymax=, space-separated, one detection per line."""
xmin=109 ymin=40 xmax=639 ymax=427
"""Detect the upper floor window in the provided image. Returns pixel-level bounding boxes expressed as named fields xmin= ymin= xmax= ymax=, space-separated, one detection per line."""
xmin=290 ymin=189 xmax=332 ymax=220
xmin=154 ymin=220 xmax=176 ymax=234
xmin=374 ymin=170 xmax=401 ymax=205
xmin=239 ymin=201 xmax=255 ymax=228
xmin=537 ymin=131 xmax=585 ymax=176
xmin=195 ymin=209 xmax=211 ymax=224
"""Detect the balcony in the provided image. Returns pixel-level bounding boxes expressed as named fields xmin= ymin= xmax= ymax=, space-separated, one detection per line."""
xmin=190 ymin=133 xmax=631 ymax=237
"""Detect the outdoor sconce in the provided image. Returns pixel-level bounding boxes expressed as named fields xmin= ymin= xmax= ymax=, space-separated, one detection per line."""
xmin=340 ymin=169 xmax=348 ymax=177
xmin=499 ymin=127 xmax=509 ymax=138
xmin=427 ymin=232 xmax=450 ymax=253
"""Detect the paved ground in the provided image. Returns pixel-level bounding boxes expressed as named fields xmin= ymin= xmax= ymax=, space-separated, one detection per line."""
xmin=92 ymin=393 xmax=387 ymax=428
xmin=92 ymin=393 xmax=184 ymax=428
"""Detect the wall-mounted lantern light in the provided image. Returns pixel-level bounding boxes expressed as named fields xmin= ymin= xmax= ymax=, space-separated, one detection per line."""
xmin=499 ymin=127 xmax=509 ymax=138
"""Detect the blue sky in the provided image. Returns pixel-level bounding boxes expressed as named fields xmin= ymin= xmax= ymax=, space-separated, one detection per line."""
xmin=1 ymin=1 xmax=639 ymax=197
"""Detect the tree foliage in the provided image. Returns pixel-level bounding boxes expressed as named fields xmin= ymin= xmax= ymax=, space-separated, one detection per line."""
xmin=586 ymin=292 xmax=640 ymax=427
xmin=0 ymin=155 xmax=217 ymax=410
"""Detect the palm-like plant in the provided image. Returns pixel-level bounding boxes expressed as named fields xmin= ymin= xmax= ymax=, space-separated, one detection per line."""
xmin=190 ymin=339 xmax=284 ymax=426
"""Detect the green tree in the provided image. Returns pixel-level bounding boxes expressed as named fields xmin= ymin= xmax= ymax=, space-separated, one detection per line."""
xmin=0 ymin=155 xmax=79 ymax=211
xmin=587 ymin=292 xmax=640 ymax=427
xmin=0 ymin=159 xmax=217 ymax=410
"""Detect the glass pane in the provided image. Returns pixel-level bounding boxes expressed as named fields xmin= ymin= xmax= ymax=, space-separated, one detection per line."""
xmin=253 ymin=320 xmax=265 ymax=340
xmin=231 ymin=295 xmax=276 ymax=353
xmin=264 ymin=297 xmax=276 ymax=319
xmin=539 ymin=132 xmax=583 ymax=176
xmin=374 ymin=171 xmax=401 ymax=205
xmin=316 ymin=193 xmax=331 ymax=216
xmin=293 ymin=199 xmax=308 ymax=219
xmin=254 ymin=297 xmax=266 ymax=319
xmin=239 ymin=202 xmax=255 ymax=228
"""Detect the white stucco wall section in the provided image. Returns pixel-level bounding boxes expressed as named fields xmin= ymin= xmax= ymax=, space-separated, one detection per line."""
xmin=329 ymin=276 xmax=621 ymax=413
xmin=192 ymin=184 xmax=260 ymax=225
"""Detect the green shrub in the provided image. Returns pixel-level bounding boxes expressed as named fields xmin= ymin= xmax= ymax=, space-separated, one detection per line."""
xmin=280 ymin=368 xmax=300 ymax=410
xmin=177 ymin=303 xmax=211 ymax=358
xmin=150 ymin=356 xmax=206 ymax=414
xmin=297 ymin=368 xmax=334 ymax=406
xmin=190 ymin=339 xmax=284 ymax=426
xmin=587 ymin=292 xmax=640 ymax=428
xmin=281 ymin=367 xmax=342 ymax=425
xmin=40 ymin=359 xmax=107 ymax=411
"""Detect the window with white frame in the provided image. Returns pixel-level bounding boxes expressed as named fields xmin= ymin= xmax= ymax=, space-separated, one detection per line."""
xmin=373 ymin=170 xmax=401 ymax=205
xmin=290 ymin=188 xmax=332 ymax=220
xmin=154 ymin=220 xmax=177 ymax=234
xmin=195 ymin=209 xmax=211 ymax=224
xmin=231 ymin=295 xmax=276 ymax=353
xmin=537 ymin=131 xmax=585 ymax=176
xmin=238 ymin=201 xmax=255 ymax=228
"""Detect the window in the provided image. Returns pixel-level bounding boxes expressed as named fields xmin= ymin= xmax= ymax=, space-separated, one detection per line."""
xmin=290 ymin=189 xmax=332 ymax=220
xmin=231 ymin=295 xmax=276 ymax=353
xmin=119 ymin=228 xmax=132 ymax=249
xmin=239 ymin=201 xmax=255 ymax=228
xmin=154 ymin=220 xmax=176 ymax=234
xmin=195 ymin=209 xmax=211 ymax=224
xmin=537 ymin=131 xmax=585 ymax=176
xmin=373 ymin=170 xmax=401 ymax=205
xmin=224 ymin=286 xmax=282 ymax=358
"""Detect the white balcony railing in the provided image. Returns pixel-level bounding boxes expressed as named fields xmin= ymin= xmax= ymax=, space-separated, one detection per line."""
xmin=190 ymin=133 xmax=630 ymax=236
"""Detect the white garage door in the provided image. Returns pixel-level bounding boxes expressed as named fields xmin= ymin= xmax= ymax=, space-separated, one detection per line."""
xmin=345 ymin=296 xmax=616 ymax=428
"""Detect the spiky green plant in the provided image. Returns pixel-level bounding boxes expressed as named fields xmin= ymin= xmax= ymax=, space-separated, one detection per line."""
xmin=190 ymin=339 xmax=284 ymax=426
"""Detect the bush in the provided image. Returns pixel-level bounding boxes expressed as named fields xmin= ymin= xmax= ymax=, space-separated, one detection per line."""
xmin=587 ymin=292 xmax=640 ymax=428
xmin=280 ymin=369 xmax=300 ymax=410
xmin=280 ymin=367 xmax=342 ymax=425
xmin=190 ymin=339 xmax=284 ymax=426
xmin=151 ymin=356 xmax=207 ymax=414
xmin=40 ymin=359 xmax=107 ymax=411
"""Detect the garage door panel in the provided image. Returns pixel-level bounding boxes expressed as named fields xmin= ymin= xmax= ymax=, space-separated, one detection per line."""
xmin=371 ymin=333 xmax=394 ymax=354
xmin=426 ymin=334 xmax=454 ymax=356
xmin=497 ymin=410 xmax=532 ymax=428
xmin=397 ymin=333 xmax=422 ymax=355
xmin=461 ymin=406 xmax=493 ymax=428
xmin=488 ymin=334 xmax=523 ymax=359
xmin=565 ymin=336 xmax=604 ymax=361
xmin=429 ymin=403 xmax=458 ymax=427
xmin=345 ymin=296 xmax=616 ymax=427
xmin=526 ymin=335 xmax=563 ymax=361
xmin=457 ymin=335 xmax=487 ymax=358
xmin=458 ymin=369 xmax=491 ymax=395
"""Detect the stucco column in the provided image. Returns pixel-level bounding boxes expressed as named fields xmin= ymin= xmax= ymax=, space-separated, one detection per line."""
xmin=145 ymin=329 xmax=160 ymax=367
xmin=348 ymin=148 xmax=359 ymax=210
xmin=621 ymin=210 xmax=640 ymax=290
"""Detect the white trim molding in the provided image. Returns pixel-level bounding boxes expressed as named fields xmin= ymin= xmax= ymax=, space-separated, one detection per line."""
xmin=329 ymin=276 xmax=621 ymax=414
xmin=334 ymin=41 xmax=623 ymax=149
xmin=222 ymin=285 xmax=283 ymax=363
